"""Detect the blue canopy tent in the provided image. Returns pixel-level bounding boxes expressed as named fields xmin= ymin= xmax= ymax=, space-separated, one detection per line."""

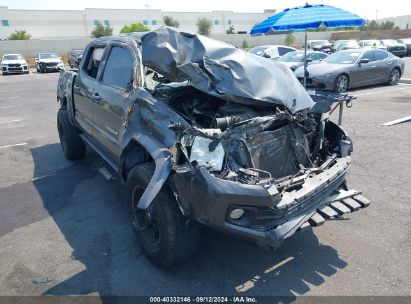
xmin=250 ymin=3 xmax=365 ymax=87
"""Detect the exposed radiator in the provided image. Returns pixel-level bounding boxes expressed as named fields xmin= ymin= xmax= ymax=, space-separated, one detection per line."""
xmin=246 ymin=125 xmax=308 ymax=179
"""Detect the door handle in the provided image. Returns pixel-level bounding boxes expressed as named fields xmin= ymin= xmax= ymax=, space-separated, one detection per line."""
xmin=371 ymin=65 xmax=376 ymax=68
xmin=92 ymin=92 xmax=101 ymax=101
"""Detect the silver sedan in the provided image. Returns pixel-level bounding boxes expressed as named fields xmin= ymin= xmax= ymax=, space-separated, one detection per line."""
xmin=294 ymin=49 xmax=405 ymax=92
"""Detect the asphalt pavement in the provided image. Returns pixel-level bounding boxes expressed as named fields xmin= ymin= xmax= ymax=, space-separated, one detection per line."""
xmin=0 ymin=70 xmax=410 ymax=297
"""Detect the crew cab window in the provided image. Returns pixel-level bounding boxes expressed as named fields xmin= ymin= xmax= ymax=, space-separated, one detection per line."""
xmin=373 ymin=50 xmax=388 ymax=61
xmin=83 ymin=46 xmax=106 ymax=79
xmin=361 ymin=51 xmax=374 ymax=62
xmin=101 ymin=46 xmax=134 ymax=90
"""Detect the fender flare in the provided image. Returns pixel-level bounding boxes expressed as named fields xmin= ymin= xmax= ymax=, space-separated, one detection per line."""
xmin=120 ymin=134 xmax=172 ymax=210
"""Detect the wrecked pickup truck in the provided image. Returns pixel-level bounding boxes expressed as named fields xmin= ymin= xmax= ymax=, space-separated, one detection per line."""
xmin=56 ymin=27 xmax=369 ymax=266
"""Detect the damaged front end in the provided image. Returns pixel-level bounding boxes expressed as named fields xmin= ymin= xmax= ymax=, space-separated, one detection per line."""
xmin=138 ymin=27 xmax=369 ymax=248
xmin=163 ymin=89 xmax=364 ymax=247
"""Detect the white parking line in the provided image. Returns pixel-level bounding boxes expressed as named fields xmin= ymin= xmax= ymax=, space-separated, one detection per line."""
xmin=0 ymin=105 xmax=22 ymax=109
xmin=0 ymin=143 xmax=27 ymax=149
xmin=355 ymin=87 xmax=411 ymax=97
xmin=0 ymin=119 xmax=22 ymax=124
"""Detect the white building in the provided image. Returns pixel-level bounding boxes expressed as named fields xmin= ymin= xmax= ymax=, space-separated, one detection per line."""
xmin=378 ymin=15 xmax=411 ymax=30
xmin=0 ymin=6 xmax=276 ymax=39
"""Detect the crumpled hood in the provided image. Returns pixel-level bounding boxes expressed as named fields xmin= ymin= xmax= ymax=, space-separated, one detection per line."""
xmin=295 ymin=63 xmax=347 ymax=77
xmin=141 ymin=27 xmax=314 ymax=114
xmin=2 ymin=59 xmax=27 ymax=65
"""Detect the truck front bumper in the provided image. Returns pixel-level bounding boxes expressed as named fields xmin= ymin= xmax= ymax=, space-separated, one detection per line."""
xmin=172 ymin=156 xmax=370 ymax=248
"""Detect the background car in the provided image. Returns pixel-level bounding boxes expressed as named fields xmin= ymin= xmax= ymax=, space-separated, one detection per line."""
xmin=68 ymin=49 xmax=84 ymax=68
xmin=35 ymin=53 xmax=64 ymax=73
xmin=359 ymin=39 xmax=388 ymax=50
xmin=294 ymin=49 xmax=404 ymax=92
xmin=277 ymin=50 xmax=328 ymax=71
xmin=380 ymin=39 xmax=406 ymax=57
xmin=306 ymin=40 xmax=333 ymax=53
xmin=0 ymin=54 xmax=29 ymax=75
xmin=397 ymin=38 xmax=411 ymax=56
xmin=333 ymin=40 xmax=361 ymax=52
xmin=248 ymin=45 xmax=297 ymax=60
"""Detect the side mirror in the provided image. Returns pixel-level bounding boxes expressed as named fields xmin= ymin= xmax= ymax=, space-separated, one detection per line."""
xmin=35 ymin=58 xmax=38 ymax=60
xmin=360 ymin=58 xmax=369 ymax=64
xmin=262 ymin=53 xmax=271 ymax=58
xmin=306 ymin=58 xmax=313 ymax=63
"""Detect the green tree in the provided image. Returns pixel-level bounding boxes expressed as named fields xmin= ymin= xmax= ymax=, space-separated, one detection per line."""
xmin=284 ymin=33 xmax=295 ymax=46
xmin=8 ymin=30 xmax=31 ymax=40
xmin=368 ymin=20 xmax=380 ymax=30
xmin=120 ymin=23 xmax=150 ymax=34
xmin=380 ymin=20 xmax=395 ymax=30
xmin=196 ymin=17 xmax=212 ymax=36
xmin=226 ymin=25 xmax=235 ymax=34
xmin=91 ymin=24 xmax=113 ymax=38
xmin=163 ymin=16 xmax=180 ymax=28
xmin=242 ymin=39 xmax=249 ymax=49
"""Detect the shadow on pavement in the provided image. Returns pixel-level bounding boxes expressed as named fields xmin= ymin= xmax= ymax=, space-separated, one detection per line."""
xmin=30 ymin=143 xmax=347 ymax=297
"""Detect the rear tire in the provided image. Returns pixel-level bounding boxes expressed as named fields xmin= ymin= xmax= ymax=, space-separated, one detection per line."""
xmin=334 ymin=74 xmax=349 ymax=93
xmin=57 ymin=108 xmax=86 ymax=160
xmin=128 ymin=162 xmax=201 ymax=266
xmin=388 ymin=68 xmax=400 ymax=86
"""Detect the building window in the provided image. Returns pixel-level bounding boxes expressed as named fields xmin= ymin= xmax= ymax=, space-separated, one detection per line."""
xmin=1 ymin=20 xmax=9 ymax=26
xmin=104 ymin=20 xmax=110 ymax=26
xmin=214 ymin=20 xmax=219 ymax=25
xmin=228 ymin=20 xmax=232 ymax=25
xmin=94 ymin=20 xmax=100 ymax=26
xmin=143 ymin=20 xmax=148 ymax=25
xmin=152 ymin=20 xmax=157 ymax=25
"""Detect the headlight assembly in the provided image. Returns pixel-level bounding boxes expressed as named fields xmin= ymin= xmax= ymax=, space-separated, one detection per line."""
xmin=189 ymin=135 xmax=225 ymax=171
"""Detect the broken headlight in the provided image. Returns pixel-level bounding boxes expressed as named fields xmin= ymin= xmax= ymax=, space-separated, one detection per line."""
xmin=189 ymin=135 xmax=225 ymax=171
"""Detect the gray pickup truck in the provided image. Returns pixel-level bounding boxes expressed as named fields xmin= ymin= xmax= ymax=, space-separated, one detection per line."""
xmin=57 ymin=27 xmax=369 ymax=266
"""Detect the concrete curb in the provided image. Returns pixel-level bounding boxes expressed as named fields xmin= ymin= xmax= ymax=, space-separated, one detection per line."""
xmin=399 ymin=78 xmax=411 ymax=84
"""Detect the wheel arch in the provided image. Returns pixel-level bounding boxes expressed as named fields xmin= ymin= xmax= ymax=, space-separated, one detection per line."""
xmin=119 ymin=135 xmax=172 ymax=210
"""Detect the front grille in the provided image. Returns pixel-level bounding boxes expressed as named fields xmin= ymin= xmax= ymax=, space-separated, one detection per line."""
xmin=8 ymin=67 xmax=23 ymax=71
xmin=47 ymin=62 xmax=58 ymax=67
xmin=247 ymin=126 xmax=299 ymax=179
xmin=8 ymin=64 xmax=21 ymax=67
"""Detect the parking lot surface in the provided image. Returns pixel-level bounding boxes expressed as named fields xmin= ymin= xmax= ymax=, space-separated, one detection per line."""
xmin=0 ymin=71 xmax=410 ymax=297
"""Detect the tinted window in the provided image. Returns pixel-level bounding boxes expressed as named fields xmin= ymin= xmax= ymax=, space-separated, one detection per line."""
xmin=278 ymin=47 xmax=295 ymax=56
xmin=102 ymin=46 xmax=134 ymax=90
xmin=373 ymin=50 xmax=388 ymax=61
xmin=3 ymin=54 xmax=24 ymax=60
xmin=278 ymin=51 xmax=304 ymax=62
xmin=361 ymin=51 xmax=374 ymax=62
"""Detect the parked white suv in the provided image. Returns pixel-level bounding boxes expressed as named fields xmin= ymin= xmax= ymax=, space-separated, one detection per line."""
xmin=1 ymin=54 xmax=29 ymax=75
xmin=35 ymin=52 xmax=64 ymax=73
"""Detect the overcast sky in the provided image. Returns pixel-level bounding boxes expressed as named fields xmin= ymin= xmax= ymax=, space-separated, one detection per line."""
xmin=0 ymin=0 xmax=410 ymax=20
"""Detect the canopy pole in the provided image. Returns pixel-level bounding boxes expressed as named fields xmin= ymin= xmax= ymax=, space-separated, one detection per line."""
xmin=303 ymin=30 xmax=308 ymax=88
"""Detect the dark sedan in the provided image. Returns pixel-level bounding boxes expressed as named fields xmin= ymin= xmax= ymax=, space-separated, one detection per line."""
xmin=277 ymin=51 xmax=328 ymax=71
xmin=294 ymin=49 xmax=404 ymax=92
xmin=380 ymin=39 xmax=406 ymax=58
xmin=397 ymin=38 xmax=411 ymax=56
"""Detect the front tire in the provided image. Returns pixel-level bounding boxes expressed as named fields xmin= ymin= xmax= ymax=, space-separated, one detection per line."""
xmin=57 ymin=108 xmax=86 ymax=160
xmin=334 ymin=74 xmax=349 ymax=93
xmin=388 ymin=68 xmax=400 ymax=86
xmin=128 ymin=162 xmax=200 ymax=266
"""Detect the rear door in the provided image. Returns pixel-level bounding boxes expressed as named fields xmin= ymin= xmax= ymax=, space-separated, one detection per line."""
xmin=92 ymin=41 xmax=141 ymax=161
xmin=73 ymin=43 xmax=106 ymax=135
xmin=373 ymin=50 xmax=390 ymax=82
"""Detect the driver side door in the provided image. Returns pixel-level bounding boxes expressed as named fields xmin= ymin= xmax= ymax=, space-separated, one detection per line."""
xmin=92 ymin=42 xmax=140 ymax=163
